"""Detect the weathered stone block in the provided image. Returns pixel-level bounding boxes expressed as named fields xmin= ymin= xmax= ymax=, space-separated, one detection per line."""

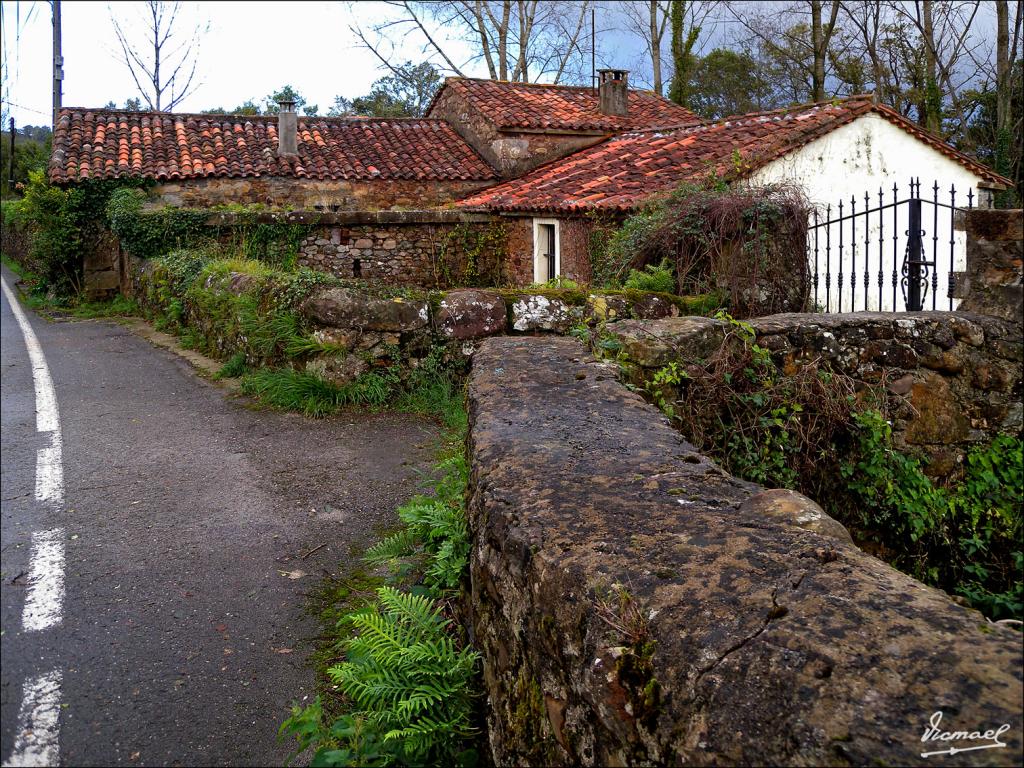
xmin=606 ymin=317 xmax=727 ymax=368
xmin=737 ymin=488 xmax=853 ymax=544
xmin=906 ymin=370 xmax=970 ymax=444
xmin=959 ymin=208 xmax=1024 ymax=241
xmin=436 ymin=290 xmax=507 ymax=339
xmin=510 ymin=295 xmax=576 ymax=333
xmin=305 ymin=353 xmax=368 ymax=387
xmin=300 ymin=288 xmax=428 ymax=332
xmin=468 ymin=336 xmax=1023 ymax=768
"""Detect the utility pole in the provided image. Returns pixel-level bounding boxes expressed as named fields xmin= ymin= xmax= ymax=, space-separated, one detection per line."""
xmin=52 ymin=0 xmax=63 ymax=130
xmin=8 ymin=118 xmax=15 ymax=191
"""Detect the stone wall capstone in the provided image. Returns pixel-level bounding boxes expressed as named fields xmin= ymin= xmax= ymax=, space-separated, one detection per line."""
xmin=466 ymin=335 xmax=1023 ymax=767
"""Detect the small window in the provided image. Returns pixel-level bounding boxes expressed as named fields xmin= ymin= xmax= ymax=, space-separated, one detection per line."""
xmin=533 ymin=219 xmax=560 ymax=283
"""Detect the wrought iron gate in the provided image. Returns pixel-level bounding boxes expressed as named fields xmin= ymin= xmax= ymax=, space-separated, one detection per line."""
xmin=807 ymin=178 xmax=990 ymax=313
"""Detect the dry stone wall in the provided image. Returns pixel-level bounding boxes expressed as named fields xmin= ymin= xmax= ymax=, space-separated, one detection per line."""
xmin=150 ymin=176 xmax=492 ymax=210
xmin=610 ymin=311 xmax=1022 ymax=479
xmin=466 ymin=335 xmax=1023 ymax=767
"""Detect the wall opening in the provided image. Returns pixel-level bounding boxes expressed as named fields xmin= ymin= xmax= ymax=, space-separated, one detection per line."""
xmin=533 ymin=219 xmax=560 ymax=283
xmin=352 ymin=259 xmax=362 ymax=278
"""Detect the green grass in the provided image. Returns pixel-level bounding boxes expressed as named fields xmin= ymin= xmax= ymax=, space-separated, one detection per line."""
xmin=214 ymin=351 xmax=250 ymax=380
xmin=67 ymin=294 xmax=141 ymax=318
xmin=239 ymin=366 xmax=401 ymax=418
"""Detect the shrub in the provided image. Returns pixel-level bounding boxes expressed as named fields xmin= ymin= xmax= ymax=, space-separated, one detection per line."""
xmin=16 ymin=170 xmax=83 ymax=294
xmin=12 ymin=172 xmax=151 ymax=296
xmin=593 ymin=181 xmax=811 ymax=316
xmin=623 ymin=260 xmax=676 ymax=293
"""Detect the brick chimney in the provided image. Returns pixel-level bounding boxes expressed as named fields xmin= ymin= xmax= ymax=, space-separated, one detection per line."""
xmin=598 ymin=69 xmax=629 ymax=117
xmin=277 ymin=98 xmax=298 ymax=156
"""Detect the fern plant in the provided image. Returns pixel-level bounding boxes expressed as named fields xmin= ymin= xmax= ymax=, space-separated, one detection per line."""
xmin=364 ymin=453 xmax=470 ymax=593
xmin=328 ymin=587 xmax=479 ymax=765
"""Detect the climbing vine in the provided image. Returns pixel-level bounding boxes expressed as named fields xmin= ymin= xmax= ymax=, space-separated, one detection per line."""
xmin=630 ymin=313 xmax=1023 ymax=622
xmin=435 ymin=222 xmax=509 ymax=287
xmin=107 ymin=190 xmax=317 ymax=267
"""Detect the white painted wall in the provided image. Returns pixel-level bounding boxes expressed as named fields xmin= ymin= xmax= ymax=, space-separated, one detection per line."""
xmin=748 ymin=113 xmax=990 ymax=312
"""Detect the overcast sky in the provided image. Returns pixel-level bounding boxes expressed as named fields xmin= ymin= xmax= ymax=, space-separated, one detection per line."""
xmin=0 ymin=1 xmax=1002 ymax=129
xmin=0 ymin=1 xmax=504 ymax=126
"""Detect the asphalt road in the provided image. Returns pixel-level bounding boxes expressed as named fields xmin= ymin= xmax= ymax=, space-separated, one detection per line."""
xmin=0 ymin=266 xmax=438 ymax=766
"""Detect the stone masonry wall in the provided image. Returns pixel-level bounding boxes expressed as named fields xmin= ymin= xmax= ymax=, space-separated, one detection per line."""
xmin=150 ymin=176 xmax=493 ymax=210
xmin=429 ymin=88 xmax=605 ymax=178
xmin=467 ymin=335 xmax=1022 ymax=767
xmin=952 ymin=208 xmax=1023 ymax=323
xmin=609 ymin=312 xmax=1022 ymax=479
xmin=123 ymin=248 xmax=694 ymax=386
xmin=297 ymin=222 xmax=465 ymax=287
xmin=504 ymin=216 xmax=595 ymax=286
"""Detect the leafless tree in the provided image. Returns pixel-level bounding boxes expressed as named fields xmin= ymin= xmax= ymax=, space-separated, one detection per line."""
xmin=109 ymin=1 xmax=207 ymax=111
xmin=353 ymin=1 xmax=593 ymax=85
xmin=725 ymin=0 xmax=843 ymax=103
xmin=622 ymin=1 xmax=718 ymax=96
xmin=890 ymin=1 xmax=985 ymax=135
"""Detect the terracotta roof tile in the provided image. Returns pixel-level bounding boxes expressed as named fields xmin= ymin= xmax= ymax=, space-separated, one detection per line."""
xmin=428 ymin=77 xmax=699 ymax=132
xmin=49 ymin=109 xmax=497 ymax=184
xmin=458 ymin=96 xmax=1011 ymax=213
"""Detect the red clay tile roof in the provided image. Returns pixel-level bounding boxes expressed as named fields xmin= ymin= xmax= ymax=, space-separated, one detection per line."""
xmin=427 ymin=77 xmax=700 ymax=132
xmin=49 ymin=108 xmax=498 ymax=183
xmin=457 ymin=96 xmax=1011 ymax=213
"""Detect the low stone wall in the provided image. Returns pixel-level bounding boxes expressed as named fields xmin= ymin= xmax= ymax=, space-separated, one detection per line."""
xmin=467 ymin=335 xmax=1022 ymax=767
xmin=609 ymin=311 xmax=1022 ymax=479
xmin=123 ymin=251 xmax=709 ymax=379
xmin=295 ymin=285 xmax=699 ymax=378
xmin=953 ymin=208 xmax=1023 ymax=323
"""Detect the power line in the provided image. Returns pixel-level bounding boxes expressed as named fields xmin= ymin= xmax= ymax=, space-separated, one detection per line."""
xmin=2 ymin=99 xmax=51 ymax=117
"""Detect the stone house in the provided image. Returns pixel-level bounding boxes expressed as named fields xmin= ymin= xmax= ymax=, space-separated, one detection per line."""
xmin=48 ymin=76 xmax=1011 ymax=296
xmin=458 ymin=95 xmax=1012 ymax=302
xmin=48 ymin=71 xmax=694 ymax=291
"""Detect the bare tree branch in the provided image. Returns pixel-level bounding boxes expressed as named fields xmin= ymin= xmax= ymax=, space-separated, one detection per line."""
xmin=108 ymin=1 xmax=206 ymax=111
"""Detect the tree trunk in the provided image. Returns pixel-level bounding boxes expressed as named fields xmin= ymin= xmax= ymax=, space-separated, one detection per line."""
xmin=651 ymin=0 xmax=663 ymax=95
xmin=922 ymin=0 xmax=941 ymax=133
xmin=810 ymin=0 xmax=840 ymax=102
xmin=811 ymin=0 xmax=824 ymax=101
xmin=996 ymin=1 xmax=1010 ymax=137
xmin=498 ymin=0 xmax=510 ymax=81
xmin=152 ymin=2 xmax=161 ymax=111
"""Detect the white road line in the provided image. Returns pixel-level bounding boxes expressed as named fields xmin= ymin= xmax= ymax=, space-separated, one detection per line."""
xmin=1 ymin=275 xmax=66 ymax=767
xmin=1 ymin=671 xmax=63 ymax=768
xmin=22 ymin=528 xmax=66 ymax=633
xmin=35 ymin=432 xmax=64 ymax=505
xmin=1 ymin=277 xmax=61 ymax=435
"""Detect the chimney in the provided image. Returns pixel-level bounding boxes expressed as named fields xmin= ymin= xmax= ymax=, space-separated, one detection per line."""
xmin=598 ymin=69 xmax=629 ymax=117
xmin=277 ymin=98 xmax=298 ymax=156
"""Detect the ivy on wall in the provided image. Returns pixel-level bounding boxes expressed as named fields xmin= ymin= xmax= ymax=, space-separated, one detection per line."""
xmin=435 ymin=221 xmax=509 ymax=287
xmin=5 ymin=171 xmax=153 ymax=294
xmin=108 ymin=189 xmax=317 ymax=269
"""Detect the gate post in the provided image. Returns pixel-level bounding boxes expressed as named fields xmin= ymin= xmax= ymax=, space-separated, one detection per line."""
xmin=904 ymin=192 xmax=925 ymax=311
